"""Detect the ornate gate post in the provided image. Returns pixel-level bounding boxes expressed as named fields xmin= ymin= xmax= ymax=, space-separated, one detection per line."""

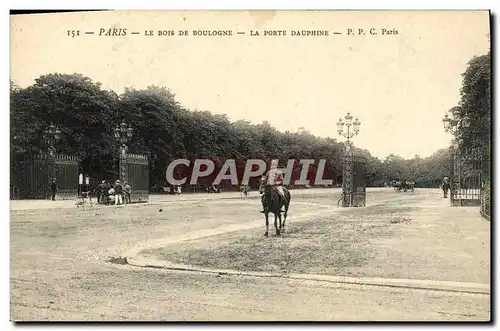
xmin=119 ymin=144 xmax=129 ymax=182
xmin=342 ymin=147 xmax=354 ymax=207
xmin=115 ymin=120 xmax=133 ymax=183
xmin=450 ymin=150 xmax=462 ymax=206
xmin=336 ymin=112 xmax=361 ymax=207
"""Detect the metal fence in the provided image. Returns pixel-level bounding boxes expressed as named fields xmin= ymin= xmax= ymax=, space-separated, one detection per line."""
xmin=450 ymin=153 xmax=487 ymax=207
xmin=12 ymin=154 xmax=79 ymax=200
xmin=120 ymin=153 xmax=149 ymax=203
xmin=480 ymin=182 xmax=491 ymax=221
xmin=480 ymin=156 xmax=491 ymax=220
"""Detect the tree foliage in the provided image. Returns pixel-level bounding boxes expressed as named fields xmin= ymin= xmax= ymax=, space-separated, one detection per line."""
xmin=12 ymin=71 xmax=471 ymax=190
xmin=446 ymin=52 xmax=491 ymax=163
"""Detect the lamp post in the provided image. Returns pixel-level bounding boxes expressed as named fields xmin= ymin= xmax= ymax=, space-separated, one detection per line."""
xmin=43 ymin=123 xmax=61 ymax=157
xmin=337 ymin=112 xmax=361 ymax=149
xmin=442 ymin=113 xmax=470 ymax=206
xmin=43 ymin=124 xmax=61 ymax=188
xmin=442 ymin=113 xmax=470 ymax=136
xmin=337 ymin=113 xmax=361 ymax=207
xmin=114 ymin=120 xmax=133 ymax=182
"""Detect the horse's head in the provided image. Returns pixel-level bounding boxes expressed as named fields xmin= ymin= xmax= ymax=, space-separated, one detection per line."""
xmin=258 ymin=176 xmax=267 ymax=194
xmin=258 ymin=181 xmax=264 ymax=194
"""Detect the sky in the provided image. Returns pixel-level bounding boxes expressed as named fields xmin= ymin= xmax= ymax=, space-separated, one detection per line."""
xmin=10 ymin=10 xmax=491 ymax=159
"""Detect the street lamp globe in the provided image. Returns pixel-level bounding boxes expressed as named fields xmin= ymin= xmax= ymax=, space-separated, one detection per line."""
xmin=353 ymin=117 xmax=361 ymax=133
xmin=442 ymin=114 xmax=451 ymax=132
xmin=120 ymin=121 xmax=127 ymax=133
xmin=336 ymin=118 xmax=344 ymax=134
xmin=54 ymin=128 xmax=61 ymax=141
xmin=344 ymin=112 xmax=353 ymax=126
xmin=460 ymin=116 xmax=470 ymax=129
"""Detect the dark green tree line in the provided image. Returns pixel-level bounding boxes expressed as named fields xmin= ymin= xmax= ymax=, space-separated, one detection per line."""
xmin=11 ymin=72 xmax=466 ymax=191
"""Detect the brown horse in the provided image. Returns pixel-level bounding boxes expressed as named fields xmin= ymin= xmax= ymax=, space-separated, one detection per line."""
xmin=259 ymin=179 xmax=291 ymax=236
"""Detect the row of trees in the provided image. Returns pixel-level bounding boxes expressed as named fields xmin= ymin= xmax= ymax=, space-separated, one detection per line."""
xmin=11 ymin=69 xmax=468 ymax=190
xmin=443 ymin=51 xmax=491 ymax=173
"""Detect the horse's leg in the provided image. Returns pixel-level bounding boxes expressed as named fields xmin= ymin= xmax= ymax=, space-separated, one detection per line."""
xmin=283 ymin=203 xmax=288 ymax=229
xmin=274 ymin=213 xmax=281 ymax=236
xmin=264 ymin=212 xmax=269 ymax=237
xmin=283 ymin=193 xmax=290 ymax=229
xmin=278 ymin=212 xmax=283 ymax=232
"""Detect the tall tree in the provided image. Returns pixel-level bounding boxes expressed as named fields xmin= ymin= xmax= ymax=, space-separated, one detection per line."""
xmin=451 ymin=52 xmax=491 ymax=162
xmin=10 ymin=74 xmax=119 ymax=178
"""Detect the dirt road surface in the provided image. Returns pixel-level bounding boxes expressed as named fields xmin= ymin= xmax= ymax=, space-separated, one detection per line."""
xmin=10 ymin=188 xmax=490 ymax=321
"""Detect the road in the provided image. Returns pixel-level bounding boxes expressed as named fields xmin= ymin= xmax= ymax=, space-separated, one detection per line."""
xmin=10 ymin=188 xmax=490 ymax=321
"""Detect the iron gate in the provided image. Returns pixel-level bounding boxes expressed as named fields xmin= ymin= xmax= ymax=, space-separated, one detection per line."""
xmin=119 ymin=153 xmax=149 ymax=203
xmin=450 ymin=153 xmax=482 ymax=207
xmin=342 ymin=154 xmax=367 ymax=207
xmin=12 ymin=154 xmax=79 ymax=200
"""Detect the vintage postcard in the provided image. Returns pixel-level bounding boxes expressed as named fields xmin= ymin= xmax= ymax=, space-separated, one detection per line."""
xmin=10 ymin=10 xmax=491 ymax=322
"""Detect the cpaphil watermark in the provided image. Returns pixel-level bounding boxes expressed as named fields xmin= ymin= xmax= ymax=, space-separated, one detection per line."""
xmin=165 ymin=158 xmax=334 ymax=186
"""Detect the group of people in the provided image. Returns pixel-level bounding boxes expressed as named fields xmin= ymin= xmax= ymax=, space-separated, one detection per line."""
xmin=95 ymin=180 xmax=132 ymax=205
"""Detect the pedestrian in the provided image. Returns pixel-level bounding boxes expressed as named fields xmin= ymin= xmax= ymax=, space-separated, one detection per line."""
xmin=114 ymin=180 xmax=123 ymax=205
xmin=442 ymin=176 xmax=450 ymax=198
xmin=97 ymin=180 xmax=106 ymax=204
xmin=105 ymin=181 xmax=112 ymax=205
xmin=50 ymin=178 xmax=57 ymax=201
xmin=107 ymin=187 xmax=115 ymax=205
xmin=123 ymin=181 xmax=132 ymax=204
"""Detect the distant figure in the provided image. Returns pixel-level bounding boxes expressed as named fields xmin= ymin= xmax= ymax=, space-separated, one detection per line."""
xmin=114 ymin=180 xmax=123 ymax=205
xmin=123 ymin=181 xmax=132 ymax=204
xmin=210 ymin=183 xmax=220 ymax=193
xmin=50 ymin=179 xmax=57 ymax=201
xmin=240 ymin=184 xmax=250 ymax=198
xmin=97 ymin=180 xmax=107 ymax=204
xmin=104 ymin=181 xmax=112 ymax=205
xmin=107 ymin=187 xmax=115 ymax=204
xmin=442 ymin=176 xmax=451 ymax=198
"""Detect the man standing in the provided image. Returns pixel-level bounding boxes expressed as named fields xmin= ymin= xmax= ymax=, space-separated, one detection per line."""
xmin=50 ymin=179 xmax=57 ymax=201
xmin=442 ymin=176 xmax=450 ymax=198
xmin=97 ymin=180 xmax=106 ymax=204
xmin=123 ymin=181 xmax=132 ymax=204
xmin=114 ymin=180 xmax=123 ymax=206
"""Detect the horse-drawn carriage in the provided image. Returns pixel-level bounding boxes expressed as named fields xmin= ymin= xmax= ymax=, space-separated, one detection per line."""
xmin=393 ymin=180 xmax=415 ymax=192
xmin=206 ymin=184 xmax=220 ymax=193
